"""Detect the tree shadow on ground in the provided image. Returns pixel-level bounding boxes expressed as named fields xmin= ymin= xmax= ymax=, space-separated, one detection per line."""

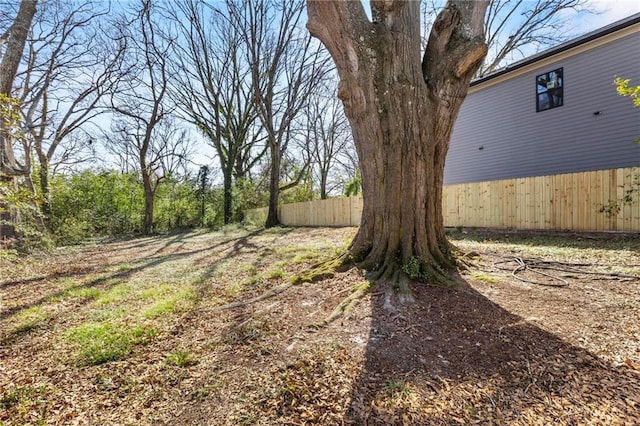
xmin=345 ymin=278 xmax=640 ymax=424
xmin=447 ymin=227 xmax=640 ymax=252
xmin=0 ymin=229 xmax=267 ymax=332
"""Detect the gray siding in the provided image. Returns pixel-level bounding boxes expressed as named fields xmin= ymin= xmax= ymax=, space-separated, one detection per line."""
xmin=444 ymin=30 xmax=640 ymax=185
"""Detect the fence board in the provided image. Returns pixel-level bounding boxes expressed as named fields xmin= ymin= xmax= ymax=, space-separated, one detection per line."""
xmin=244 ymin=167 xmax=640 ymax=232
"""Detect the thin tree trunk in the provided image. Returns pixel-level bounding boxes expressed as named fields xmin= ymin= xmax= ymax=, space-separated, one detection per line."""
xmin=142 ymin=171 xmax=154 ymax=235
xmin=320 ymin=169 xmax=328 ymax=200
xmin=223 ymin=169 xmax=233 ymax=225
xmin=265 ymin=144 xmax=281 ymax=228
xmin=37 ymin=155 xmax=53 ymax=229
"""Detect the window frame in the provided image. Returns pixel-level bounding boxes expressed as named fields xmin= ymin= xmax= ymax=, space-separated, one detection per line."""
xmin=536 ymin=67 xmax=564 ymax=112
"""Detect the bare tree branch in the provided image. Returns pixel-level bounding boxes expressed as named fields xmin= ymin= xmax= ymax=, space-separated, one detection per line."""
xmin=229 ymin=0 xmax=331 ymax=227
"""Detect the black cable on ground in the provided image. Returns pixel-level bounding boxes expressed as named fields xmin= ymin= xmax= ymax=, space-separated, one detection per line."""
xmin=492 ymin=255 xmax=640 ymax=287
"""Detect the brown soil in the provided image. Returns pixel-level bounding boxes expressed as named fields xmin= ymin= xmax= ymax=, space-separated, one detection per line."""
xmin=1 ymin=227 xmax=639 ymax=425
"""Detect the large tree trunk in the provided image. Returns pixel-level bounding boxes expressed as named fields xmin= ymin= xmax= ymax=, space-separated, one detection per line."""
xmin=307 ymin=1 xmax=487 ymax=290
xmin=0 ymin=0 xmax=37 ymax=242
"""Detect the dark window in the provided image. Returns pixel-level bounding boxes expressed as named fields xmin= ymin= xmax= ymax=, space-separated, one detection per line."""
xmin=536 ymin=68 xmax=563 ymax=112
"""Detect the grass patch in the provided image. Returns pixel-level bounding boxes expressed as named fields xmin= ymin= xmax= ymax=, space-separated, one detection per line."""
xmin=61 ymin=286 xmax=103 ymax=300
xmin=66 ymin=321 xmax=156 ymax=366
xmin=166 ymin=349 xmax=195 ymax=367
xmin=140 ymin=283 xmax=175 ymax=300
xmin=0 ymin=385 xmax=46 ymax=411
xmin=292 ymin=249 xmax=320 ymax=264
xmin=111 ymin=263 xmax=134 ymax=273
xmin=142 ymin=299 xmax=179 ymax=319
xmin=241 ymin=263 xmax=258 ymax=275
xmin=142 ymin=289 xmax=193 ymax=319
xmin=261 ymin=226 xmax=292 ymax=235
xmin=95 ymin=283 xmax=130 ymax=305
xmin=266 ymin=261 xmax=286 ymax=279
xmin=384 ymin=379 xmax=415 ymax=402
xmin=226 ymin=280 xmax=250 ymax=298
xmin=11 ymin=306 xmax=52 ymax=334
xmin=89 ymin=307 xmax=127 ymax=321
xmin=140 ymin=286 xmax=194 ymax=319
xmin=471 ymin=272 xmax=499 ymax=283
xmin=0 ymin=248 xmax=19 ymax=262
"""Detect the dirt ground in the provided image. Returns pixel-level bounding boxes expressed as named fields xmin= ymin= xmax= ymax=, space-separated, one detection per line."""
xmin=1 ymin=226 xmax=639 ymax=425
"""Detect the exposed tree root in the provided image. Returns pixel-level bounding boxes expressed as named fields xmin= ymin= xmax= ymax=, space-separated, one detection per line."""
xmin=203 ymin=253 xmax=353 ymax=312
xmin=311 ymin=281 xmax=371 ymax=328
xmin=233 ymin=301 xmax=280 ymax=330
xmin=454 ymin=247 xmax=481 ymax=270
xmin=289 ymin=252 xmax=353 ymax=285
xmin=203 ymin=249 xmax=464 ymax=319
xmin=204 ymin=282 xmax=293 ymax=312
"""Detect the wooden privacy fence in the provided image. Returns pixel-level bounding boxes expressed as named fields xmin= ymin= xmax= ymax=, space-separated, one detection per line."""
xmin=244 ymin=196 xmax=363 ymax=227
xmin=245 ymin=167 xmax=640 ymax=232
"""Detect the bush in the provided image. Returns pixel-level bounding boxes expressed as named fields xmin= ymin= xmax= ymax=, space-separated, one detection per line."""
xmin=50 ymin=170 xmax=144 ymax=241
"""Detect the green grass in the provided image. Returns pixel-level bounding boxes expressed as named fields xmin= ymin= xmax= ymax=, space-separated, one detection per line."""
xmin=65 ymin=321 xmax=156 ymax=366
xmin=384 ymin=379 xmax=414 ymax=400
xmin=95 ymin=283 xmax=130 ymax=305
xmin=292 ymin=249 xmax=320 ymax=264
xmin=61 ymin=286 xmax=103 ymax=300
xmin=241 ymin=263 xmax=258 ymax=275
xmin=165 ymin=349 xmax=195 ymax=367
xmin=266 ymin=261 xmax=286 ymax=279
xmin=471 ymin=272 xmax=499 ymax=283
xmin=226 ymin=280 xmax=248 ymax=297
xmin=141 ymin=287 xmax=193 ymax=319
xmin=11 ymin=306 xmax=52 ymax=334
xmin=103 ymin=263 xmax=135 ymax=274
xmin=140 ymin=283 xmax=175 ymax=300
xmin=0 ymin=248 xmax=19 ymax=262
xmin=142 ymin=299 xmax=179 ymax=319
xmin=0 ymin=385 xmax=46 ymax=411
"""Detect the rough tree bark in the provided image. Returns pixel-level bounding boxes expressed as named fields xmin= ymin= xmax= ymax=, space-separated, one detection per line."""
xmin=307 ymin=0 xmax=488 ymax=291
xmin=0 ymin=0 xmax=36 ymax=176
xmin=0 ymin=0 xmax=38 ymax=241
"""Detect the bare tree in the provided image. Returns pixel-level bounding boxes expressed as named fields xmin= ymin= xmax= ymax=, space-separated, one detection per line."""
xmin=105 ymin=116 xmax=192 ymax=234
xmin=305 ymin=83 xmax=353 ymax=199
xmin=307 ymin=1 xmax=489 ymax=294
xmin=166 ymin=0 xmax=266 ymax=224
xmin=228 ymin=0 xmax=330 ymax=228
xmin=420 ymin=0 xmax=594 ymax=76
xmin=15 ymin=0 xmax=123 ymax=227
xmin=481 ymin=0 xmax=592 ymax=75
xmin=107 ymin=0 xmax=187 ymax=235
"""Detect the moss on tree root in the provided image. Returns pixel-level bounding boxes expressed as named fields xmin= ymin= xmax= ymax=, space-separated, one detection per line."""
xmin=208 ymin=248 xmax=468 ymax=322
xmin=289 ymin=253 xmax=353 ymax=285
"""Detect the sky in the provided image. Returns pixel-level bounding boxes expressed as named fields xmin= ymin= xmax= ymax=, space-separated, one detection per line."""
xmin=576 ymin=0 xmax=640 ymax=30
xmin=126 ymin=0 xmax=640 ymax=177
xmin=12 ymin=0 xmax=639 ymax=178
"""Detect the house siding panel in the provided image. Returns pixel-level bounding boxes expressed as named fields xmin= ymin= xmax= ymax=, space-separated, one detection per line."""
xmin=444 ymin=30 xmax=640 ymax=185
